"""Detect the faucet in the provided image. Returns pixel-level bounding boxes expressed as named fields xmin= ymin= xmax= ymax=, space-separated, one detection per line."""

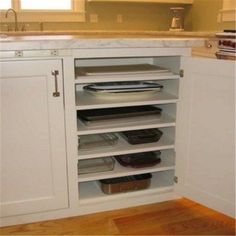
xmin=5 ymin=8 xmax=19 ymax=31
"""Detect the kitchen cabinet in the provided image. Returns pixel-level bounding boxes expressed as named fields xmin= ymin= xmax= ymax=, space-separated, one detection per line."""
xmin=176 ymin=57 xmax=235 ymax=217
xmin=0 ymin=45 xmax=234 ymax=226
xmin=0 ymin=59 xmax=68 ymax=217
xmin=75 ymin=56 xmax=179 ymax=206
xmin=74 ymin=54 xmax=235 ymax=218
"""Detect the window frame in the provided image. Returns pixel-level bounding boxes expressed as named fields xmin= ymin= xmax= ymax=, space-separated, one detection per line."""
xmin=0 ymin=0 xmax=85 ymax=22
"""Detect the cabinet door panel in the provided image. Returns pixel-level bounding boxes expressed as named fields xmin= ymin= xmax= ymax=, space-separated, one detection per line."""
xmin=176 ymin=57 xmax=235 ymax=217
xmin=0 ymin=60 xmax=68 ymax=217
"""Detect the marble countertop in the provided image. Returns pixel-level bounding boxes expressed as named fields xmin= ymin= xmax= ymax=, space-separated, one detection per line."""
xmin=0 ymin=31 xmax=209 ymax=51
xmin=0 ymin=30 xmax=216 ymax=37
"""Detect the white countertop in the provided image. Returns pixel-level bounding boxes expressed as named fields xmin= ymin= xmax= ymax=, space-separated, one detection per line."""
xmin=0 ymin=32 xmax=206 ymax=51
xmin=0 ymin=30 xmax=216 ymax=37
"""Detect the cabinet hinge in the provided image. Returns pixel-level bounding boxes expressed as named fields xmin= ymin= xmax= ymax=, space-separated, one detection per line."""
xmin=51 ymin=50 xmax=59 ymax=56
xmin=179 ymin=69 xmax=184 ymax=78
xmin=174 ymin=176 xmax=178 ymax=183
xmin=78 ymin=137 xmax=80 ymax=148
xmin=15 ymin=50 xmax=23 ymax=58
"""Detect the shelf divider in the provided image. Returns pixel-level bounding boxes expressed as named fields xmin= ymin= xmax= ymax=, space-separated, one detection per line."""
xmin=77 ymin=113 xmax=175 ymax=135
xmin=78 ymin=171 xmax=175 ymax=204
xmin=76 ymin=91 xmax=178 ymax=110
xmin=78 ymin=152 xmax=175 ymax=182
xmin=75 ymin=72 xmax=179 ymax=84
xmin=78 ymin=134 xmax=175 ymax=160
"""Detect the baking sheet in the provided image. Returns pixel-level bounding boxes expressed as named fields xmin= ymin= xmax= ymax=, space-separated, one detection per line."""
xmin=77 ymin=64 xmax=169 ymax=76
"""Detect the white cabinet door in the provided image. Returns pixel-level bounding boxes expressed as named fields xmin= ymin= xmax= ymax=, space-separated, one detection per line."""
xmin=0 ymin=59 xmax=68 ymax=217
xmin=176 ymin=57 xmax=235 ymax=217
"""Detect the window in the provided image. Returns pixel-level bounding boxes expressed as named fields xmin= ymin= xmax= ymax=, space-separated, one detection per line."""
xmin=0 ymin=0 xmax=11 ymax=10
xmin=0 ymin=0 xmax=85 ymax=22
xmin=21 ymin=0 xmax=72 ymax=10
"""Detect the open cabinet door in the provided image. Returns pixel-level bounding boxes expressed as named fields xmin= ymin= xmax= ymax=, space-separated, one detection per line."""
xmin=175 ymin=56 xmax=235 ymax=218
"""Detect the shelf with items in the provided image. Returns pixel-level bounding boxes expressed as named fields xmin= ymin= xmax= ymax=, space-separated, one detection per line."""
xmin=77 ymin=111 xmax=175 ymax=135
xmin=74 ymin=56 xmax=181 ymax=80
xmin=77 ymin=103 xmax=177 ymax=136
xmin=78 ymin=170 xmax=175 ymax=205
xmin=78 ymin=130 xmax=175 ymax=160
xmin=75 ymin=71 xmax=179 ymax=84
xmin=78 ymin=149 xmax=175 ymax=182
xmin=74 ymin=58 xmax=178 ymax=82
xmin=75 ymin=56 xmax=179 ymax=210
xmin=75 ymin=90 xmax=178 ymax=110
xmin=75 ymin=77 xmax=179 ymax=110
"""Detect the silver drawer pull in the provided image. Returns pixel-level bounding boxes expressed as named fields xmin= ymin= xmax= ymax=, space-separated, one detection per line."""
xmin=52 ymin=70 xmax=60 ymax=97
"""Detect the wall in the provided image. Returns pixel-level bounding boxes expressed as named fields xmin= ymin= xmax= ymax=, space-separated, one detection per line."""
xmin=84 ymin=0 xmax=235 ymax=31
xmin=41 ymin=2 xmax=191 ymax=31
xmin=0 ymin=2 xmax=191 ymax=31
xmin=0 ymin=0 xmax=235 ymax=32
xmin=186 ymin=0 xmax=235 ymax=31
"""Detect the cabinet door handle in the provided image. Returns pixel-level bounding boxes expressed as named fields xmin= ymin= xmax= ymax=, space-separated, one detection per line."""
xmin=52 ymin=70 xmax=60 ymax=97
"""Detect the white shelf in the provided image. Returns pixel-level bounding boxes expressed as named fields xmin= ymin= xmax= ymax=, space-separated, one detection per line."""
xmin=76 ymin=91 xmax=178 ymax=110
xmin=75 ymin=58 xmax=180 ymax=210
xmin=77 ymin=113 xmax=175 ymax=135
xmin=75 ymin=72 xmax=179 ymax=84
xmin=78 ymin=170 xmax=175 ymax=204
xmin=78 ymin=134 xmax=175 ymax=160
xmin=78 ymin=151 xmax=175 ymax=182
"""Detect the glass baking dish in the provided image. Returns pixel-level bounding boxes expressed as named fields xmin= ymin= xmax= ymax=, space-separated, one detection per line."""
xmin=98 ymin=173 xmax=152 ymax=194
xmin=115 ymin=151 xmax=161 ymax=168
xmin=78 ymin=133 xmax=118 ymax=150
xmin=78 ymin=157 xmax=115 ymax=175
xmin=121 ymin=128 xmax=163 ymax=145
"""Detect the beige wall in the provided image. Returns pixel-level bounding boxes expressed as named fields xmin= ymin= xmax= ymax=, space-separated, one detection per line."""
xmin=0 ymin=0 xmax=235 ymax=32
xmin=42 ymin=2 xmax=191 ymax=31
xmin=186 ymin=0 xmax=222 ymax=31
xmin=186 ymin=0 xmax=235 ymax=31
xmin=42 ymin=0 xmax=235 ymax=31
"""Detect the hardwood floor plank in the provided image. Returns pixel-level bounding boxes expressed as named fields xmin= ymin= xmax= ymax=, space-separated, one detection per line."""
xmin=114 ymin=201 xmax=206 ymax=234
xmin=0 ymin=199 xmax=235 ymax=235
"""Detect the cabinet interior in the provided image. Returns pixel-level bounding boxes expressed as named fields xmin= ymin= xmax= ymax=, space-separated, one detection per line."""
xmin=74 ymin=56 xmax=180 ymax=205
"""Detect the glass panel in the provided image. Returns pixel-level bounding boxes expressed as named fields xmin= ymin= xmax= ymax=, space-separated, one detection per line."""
xmin=0 ymin=0 xmax=12 ymax=10
xmin=21 ymin=0 xmax=72 ymax=10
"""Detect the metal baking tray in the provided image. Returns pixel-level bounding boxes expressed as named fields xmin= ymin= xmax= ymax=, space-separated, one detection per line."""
xmin=79 ymin=113 xmax=161 ymax=128
xmin=78 ymin=157 xmax=115 ymax=175
xmin=76 ymin=64 xmax=169 ymax=76
xmin=98 ymin=173 xmax=152 ymax=194
xmin=115 ymin=151 xmax=161 ymax=168
xmin=84 ymin=82 xmax=163 ymax=93
xmin=78 ymin=133 xmax=118 ymax=150
xmin=78 ymin=106 xmax=162 ymax=122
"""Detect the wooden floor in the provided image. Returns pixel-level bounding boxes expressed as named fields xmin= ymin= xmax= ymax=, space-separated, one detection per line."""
xmin=0 ymin=199 xmax=235 ymax=235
